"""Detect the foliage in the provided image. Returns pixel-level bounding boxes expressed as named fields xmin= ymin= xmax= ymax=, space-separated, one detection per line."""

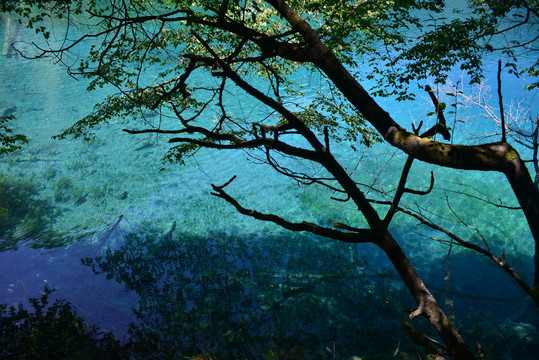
xmin=4 ymin=1 xmax=537 ymax=141
xmin=292 ymin=91 xmax=383 ymax=150
xmin=371 ymin=0 xmax=539 ymax=98
xmin=0 ymin=114 xmax=27 ymax=155
xmin=0 ymin=286 xmax=128 ymax=360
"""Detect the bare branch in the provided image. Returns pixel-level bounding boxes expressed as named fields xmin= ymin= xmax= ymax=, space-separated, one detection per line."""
xmin=396 ymin=205 xmax=538 ymax=305
xmin=210 ymin=177 xmax=373 ymax=243
xmin=382 ymin=156 xmax=415 ymax=227
xmin=382 ymin=154 xmax=434 ymax=228
xmin=424 ymin=85 xmax=451 ymax=140
xmin=442 ymin=179 xmax=521 ymax=210
xmin=497 ymin=60 xmax=507 ymax=143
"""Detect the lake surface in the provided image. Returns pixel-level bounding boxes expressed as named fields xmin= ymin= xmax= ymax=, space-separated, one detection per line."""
xmin=1 ymin=7 xmax=538 ymax=359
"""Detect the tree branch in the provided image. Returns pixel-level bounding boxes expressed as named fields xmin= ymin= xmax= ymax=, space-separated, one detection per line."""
xmin=497 ymin=60 xmax=507 ymax=143
xmin=189 ymin=28 xmax=385 ymax=227
xmin=266 ymin=0 xmax=539 ymax=260
xmin=382 ymin=155 xmax=434 ymax=228
xmin=210 ymin=176 xmax=373 ymax=243
xmin=424 ymin=85 xmax=451 ymax=140
xmin=398 ymin=205 xmax=538 ymax=306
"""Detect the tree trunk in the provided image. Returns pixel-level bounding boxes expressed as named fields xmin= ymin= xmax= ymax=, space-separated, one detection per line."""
xmin=504 ymin=154 xmax=539 ymax=288
xmin=376 ymin=230 xmax=477 ymax=360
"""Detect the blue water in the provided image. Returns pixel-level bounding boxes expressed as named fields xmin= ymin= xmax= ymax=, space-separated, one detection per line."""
xmin=1 ymin=6 xmax=538 ymax=359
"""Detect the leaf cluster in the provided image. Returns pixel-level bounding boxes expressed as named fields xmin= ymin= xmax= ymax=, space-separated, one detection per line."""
xmin=5 ymin=0 xmax=391 ymax=151
xmin=0 ymin=0 xmax=84 ymax=39
xmin=293 ymin=93 xmax=383 ymax=150
xmin=0 ymin=115 xmax=28 ymax=155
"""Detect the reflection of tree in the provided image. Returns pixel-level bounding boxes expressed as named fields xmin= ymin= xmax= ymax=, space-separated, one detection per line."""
xmin=83 ymin=228 xmax=411 ymax=359
xmin=0 ymin=286 xmax=128 ymax=360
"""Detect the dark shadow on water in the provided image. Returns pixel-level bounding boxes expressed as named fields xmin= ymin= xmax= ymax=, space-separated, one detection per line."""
xmin=426 ymin=251 xmax=539 ymax=360
xmin=2 ymin=218 xmax=538 ymax=359
xmin=83 ymin=225 xmax=411 ymax=359
xmin=83 ymin=222 xmax=539 ymax=359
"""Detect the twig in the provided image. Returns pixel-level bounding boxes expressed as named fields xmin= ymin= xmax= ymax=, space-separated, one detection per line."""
xmin=497 ymin=60 xmax=507 ymax=143
xmin=424 ymin=85 xmax=451 ymax=140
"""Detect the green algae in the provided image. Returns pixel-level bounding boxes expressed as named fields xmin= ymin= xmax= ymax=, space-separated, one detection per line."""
xmin=0 ymin=174 xmax=59 ymax=250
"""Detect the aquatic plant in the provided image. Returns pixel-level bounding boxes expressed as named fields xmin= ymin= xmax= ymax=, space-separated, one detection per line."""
xmin=0 ymin=286 xmax=128 ymax=360
xmin=54 ymin=175 xmax=73 ymax=202
xmin=0 ymin=174 xmax=55 ymax=249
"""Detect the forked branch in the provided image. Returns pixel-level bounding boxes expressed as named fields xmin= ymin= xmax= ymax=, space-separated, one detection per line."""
xmin=424 ymin=85 xmax=451 ymax=140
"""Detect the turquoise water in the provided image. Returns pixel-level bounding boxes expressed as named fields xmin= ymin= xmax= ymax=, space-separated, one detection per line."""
xmin=1 ymin=8 xmax=538 ymax=359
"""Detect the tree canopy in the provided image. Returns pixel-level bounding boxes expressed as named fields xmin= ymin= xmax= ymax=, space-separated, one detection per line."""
xmin=2 ymin=0 xmax=539 ymax=359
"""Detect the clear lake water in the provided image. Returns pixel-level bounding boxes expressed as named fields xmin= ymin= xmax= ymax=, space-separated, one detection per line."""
xmin=0 ymin=7 xmax=538 ymax=359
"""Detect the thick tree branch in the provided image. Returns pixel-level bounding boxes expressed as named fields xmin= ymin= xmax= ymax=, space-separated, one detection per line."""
xmin=264 ymin=2 xmax=493 ymax=358
xmin=265 ymin=0 xmax=539 ymax=284
xmin=374 ymin=229 xmax=476 ymax=360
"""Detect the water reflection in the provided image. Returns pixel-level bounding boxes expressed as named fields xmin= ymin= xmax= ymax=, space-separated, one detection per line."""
xmin=82 ymin=226 xmax=409 ymax=359
xmin=0 ymin=216 xmax=137 ymax=339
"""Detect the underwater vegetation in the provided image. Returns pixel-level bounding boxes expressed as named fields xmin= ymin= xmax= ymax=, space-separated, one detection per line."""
xmin=82 ymin=228 xmax=411 ymax=359
xmin=0 ymin=286 xmax=128 ymax=360
xmin=0 ymin=174 xmax=60 ymax=250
